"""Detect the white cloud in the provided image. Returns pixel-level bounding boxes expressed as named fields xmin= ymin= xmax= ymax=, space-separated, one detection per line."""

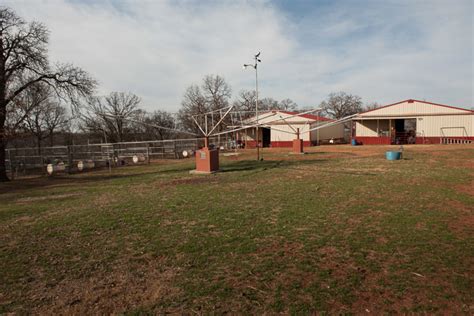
xmin=4 ymin=0 xmax=473 ymax=110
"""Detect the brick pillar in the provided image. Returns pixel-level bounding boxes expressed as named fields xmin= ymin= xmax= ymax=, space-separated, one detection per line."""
xmin=192 ymin=137 xmax=219 ymax=174
xmin=292 ymin=128 xmax=304 ymax=153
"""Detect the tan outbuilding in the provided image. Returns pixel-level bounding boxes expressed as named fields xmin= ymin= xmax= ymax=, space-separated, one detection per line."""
xmin=353 ymin=99 xmax=474 ymax=145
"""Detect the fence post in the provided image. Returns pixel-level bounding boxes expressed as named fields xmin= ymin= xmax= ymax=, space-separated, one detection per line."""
xmin=146 ymin=143 xmax=150 ymax=164
xmin=67 ymin=145 xmax=73 ymax=174
xmin=7 ymin=149 xmax=13 ymax=180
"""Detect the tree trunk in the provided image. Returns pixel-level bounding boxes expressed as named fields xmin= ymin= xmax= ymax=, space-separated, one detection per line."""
xmin=50 ymin=132 xmax=54 ymax=147
xmin=0 ymin=132 xmax=9 ymax=181
xmin=0 ymin=100 xmax=9 ymax=181
xmin=0 ymin=70 xmax=9 ymax=180
xmin=37 ymin=135 xmax=42 ymax=156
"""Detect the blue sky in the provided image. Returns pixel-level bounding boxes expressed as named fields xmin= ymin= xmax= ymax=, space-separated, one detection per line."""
xmin=5 ymin=0 xmax=473 ymax=110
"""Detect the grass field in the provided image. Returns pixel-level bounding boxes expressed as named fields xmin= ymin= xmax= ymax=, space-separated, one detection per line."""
xmin=0 ymin=144 xmax=473 ymax=314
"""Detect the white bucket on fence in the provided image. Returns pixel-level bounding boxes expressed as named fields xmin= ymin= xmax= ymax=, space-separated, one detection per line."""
xmin=77 ymin=160 xmax=95 ymax=171
xmin=132 ymin=155 xmax=146 ymax=164
xmin=182 ymin=150 xmax=195 ymax=158
xmin=47 ymin=162 xmax=66 ymax=175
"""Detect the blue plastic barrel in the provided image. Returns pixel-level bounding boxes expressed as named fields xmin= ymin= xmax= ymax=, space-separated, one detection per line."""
xmin=351 ymin=139 xmax=357 ymax=146
xmin=386 ymin=151 xmax=401 ymax=160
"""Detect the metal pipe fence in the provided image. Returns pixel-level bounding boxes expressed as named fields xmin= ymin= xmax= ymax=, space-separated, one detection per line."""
xmin=5 ymin=136 xmax=235 ymax=177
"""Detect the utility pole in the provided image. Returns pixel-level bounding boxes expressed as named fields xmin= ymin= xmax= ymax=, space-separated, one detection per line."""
xmin=244 ymin=52 xmax=262 ymax=160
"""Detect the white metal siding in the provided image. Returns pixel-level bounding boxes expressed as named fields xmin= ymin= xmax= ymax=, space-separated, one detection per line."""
xmin=355 ymin=121 xmax=378 ymax=136
xmin=310 ymin=122 xmax=345 ymax=140
xmin=271 ymin=125 xmax=310 ymax=142
xmin=417 ymin=114 xmax=474 ymax=137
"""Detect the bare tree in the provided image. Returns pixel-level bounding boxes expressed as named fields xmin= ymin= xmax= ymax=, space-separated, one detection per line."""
xmin=18 ymin=83 xmax=69 ymax=152
xmin=80 ymin=92 xmax=142 ymax=143
xmin=259 ymin=97 xmax=279 ymax=111
xmin=44 ymin=102 xmax=68 ymax=147
xmin=178 ymin=85 xmax=207 ymax=134
xmin=233 ymin=92 xmax=299 ymax=119
xmin=104 ymin=92 xmax=141 ymax=142
xmin=202 ymin=74 xmax=232 ymax=110
xmin=143 ymin=110 xmax=175 ymax=140
xmin=0 ymin=7 xmax=96 ymax=181
xmin=21 ymin=83 xmax=52 ymax=153
xmin=364 ymin=102 xmax=381 ymax=111
xmin=320 ymin=92 xmax=363 ymax=119
xmin=201 ymin=74 xmax=232 ymax=133
xmin=233 ymin=90 xmax=256 ymax=120
xmin=5 ymin=83 xmax=47 ymax=141
xmin=278 ymin=98 xmax=298 ymax=111
xmin=257 ymin=97 xmax=299 ymax=111
xmin=179 ymin=75 xmax=232 ymax=134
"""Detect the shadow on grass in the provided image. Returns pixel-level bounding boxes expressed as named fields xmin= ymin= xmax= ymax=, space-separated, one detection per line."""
xmin=0 ymin=169 xmax=169 ymax=194
xmin=284 ymin=167 xmax=380 ymax=176
xmin=1 ymin=159 xmax=328 ymax=194
xmin=302 ymin=151 xmax=354 ymax=156
xmin=220 ymin=159 xmax=328 ymax=173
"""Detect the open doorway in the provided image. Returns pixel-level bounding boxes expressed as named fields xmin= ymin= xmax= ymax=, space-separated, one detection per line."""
xmin=261 ymin=128 xmax=271 ymax=147
xmin=393 ymin=119 xmax=417 ymax=144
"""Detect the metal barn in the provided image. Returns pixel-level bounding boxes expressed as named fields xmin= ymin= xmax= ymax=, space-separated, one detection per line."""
xmin=237 ymin=110 xmax=345 ymax=147
xmin=353 ymin=99 xmax=474 ymax=145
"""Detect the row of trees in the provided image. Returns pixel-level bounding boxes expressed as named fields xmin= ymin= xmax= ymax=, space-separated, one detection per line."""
xmin=0 ymin=6 xmax=380 ymax=181
xmin=6 ymin=79 xmax=374 ymax=153
xmin=7 ymin=84 xmax=69 ymax=152
xmin=6 ymin=90 xmax=179 ymax=147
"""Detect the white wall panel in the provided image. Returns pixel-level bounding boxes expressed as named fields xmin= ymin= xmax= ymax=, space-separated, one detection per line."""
xmin=417 ymin=115 xmax=473 ymax=137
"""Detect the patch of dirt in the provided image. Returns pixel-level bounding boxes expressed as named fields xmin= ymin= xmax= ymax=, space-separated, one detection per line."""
xmin=444 ymin=159 xmax=474 ymax=169
xmin=415 ymin=222 xmax=427 ymax=230
xmin=351 ymin=270 xmax=467 ymax=314
xmin=455 ymin=183 xmax=474 ymax=196
xmin=446 ymin=200 xmax=471 ymax=213
xmin=27 ymin=256 xmax=182 ymax=314
xmin=449 ymin=214 xmax=474 ymax=237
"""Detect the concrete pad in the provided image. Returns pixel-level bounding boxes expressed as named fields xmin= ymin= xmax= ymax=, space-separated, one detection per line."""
xmin=189 ymin=169 xmax=219 ymax=175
